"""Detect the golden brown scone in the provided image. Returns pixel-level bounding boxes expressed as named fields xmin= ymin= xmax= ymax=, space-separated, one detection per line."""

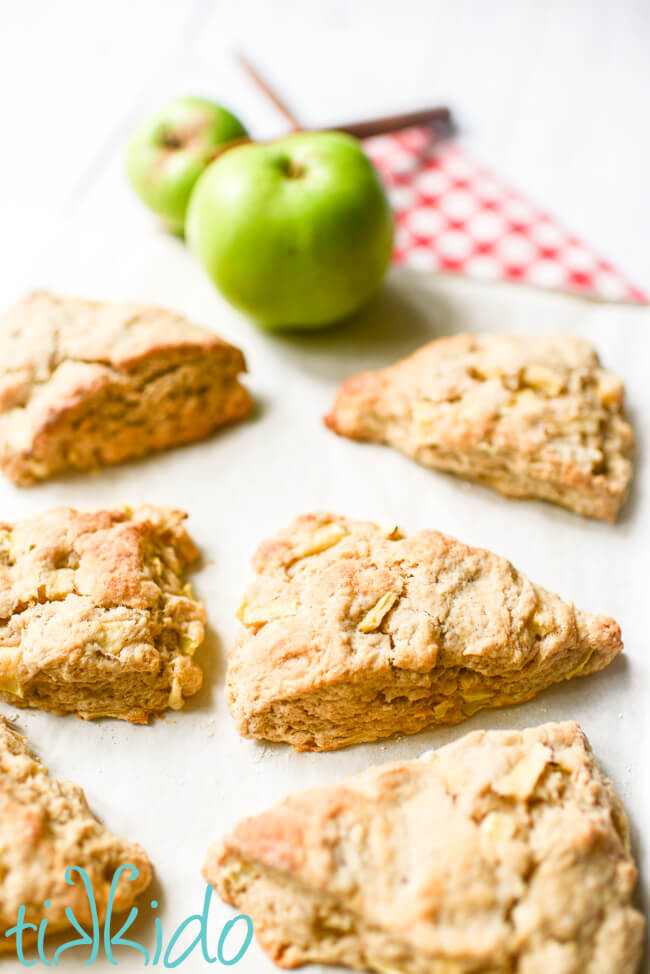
xmin=0 ymin=505 xmax=205 ymax=723
xmin=325 ymin=333 xmax=634 ymax=522
xmin=206 ymin=721 xmax=644 ymax=974
xmin=0 ymin=291 xmax=251 ymax=485
xmin=227 ymin=513 xmax=622 ymax=751
xmin=0 ymin=719 xmax=151 ymax=953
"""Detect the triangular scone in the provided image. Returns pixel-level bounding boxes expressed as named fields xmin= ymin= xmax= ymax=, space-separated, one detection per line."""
xmin=325 ymin=334 xmax=634 ymax=521
xmin=0 ymin=291 xmax=251 ymax=485
xmin=206 ymin=722 xmax=644 ymax=973
xmin=0 ymin=719 xmax=151 ymax=952
xmin=0 ymin=505 xmax=205 ymax=723
xmin=227 ymin=513 xmax=622 ymax=750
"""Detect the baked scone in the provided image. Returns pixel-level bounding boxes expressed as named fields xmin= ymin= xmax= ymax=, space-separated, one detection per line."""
xmin=0 ymin=505 xmax=205 ymax=722
xmin=207 ymin=721 xmax=644 ymax=973
xmin=0 ymin=291 xmax=251 ymax=484
xmin=0 ymin=718 xmax=151 ymax=953
xmin=325 ymin=334 xmax=634 ymax=521
xmin=228 ymin=513 xmax=622 ymax=750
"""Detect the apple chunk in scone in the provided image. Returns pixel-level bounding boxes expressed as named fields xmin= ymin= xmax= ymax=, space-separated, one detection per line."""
xmin=227 ymin=513 xmax=623 ymax=750
xmin=326 ymin=333 xmax=634 ymax=521
xmin=0 ymin=505 xmax=205 ymax=722
xmin=206 ymin=722 xmax=644 ymax=973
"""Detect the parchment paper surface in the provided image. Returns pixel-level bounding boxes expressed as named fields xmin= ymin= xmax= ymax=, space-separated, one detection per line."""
xmin=1 ymin=224 xmax=648 ymax=971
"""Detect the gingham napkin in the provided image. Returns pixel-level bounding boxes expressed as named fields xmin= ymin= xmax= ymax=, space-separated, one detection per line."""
xmin=365 ymin=126 xmax=647 ymax=305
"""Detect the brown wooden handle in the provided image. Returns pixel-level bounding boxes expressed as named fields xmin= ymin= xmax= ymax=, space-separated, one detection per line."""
xmin=237 ymin=52 xmax=454 ymax=142
xmin=327 ymin=107 xmax=453 ymax=140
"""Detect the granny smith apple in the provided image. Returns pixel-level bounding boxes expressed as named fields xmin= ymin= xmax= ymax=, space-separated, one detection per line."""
xmin=126 ymin=96 xmax=248 ymax=233
xmin=186 ymin=132 xmax=394 ymax=329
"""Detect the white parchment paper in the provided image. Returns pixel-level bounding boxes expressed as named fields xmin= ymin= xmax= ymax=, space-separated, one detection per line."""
xmin=1 ymin=224 xmax=648 ymax=971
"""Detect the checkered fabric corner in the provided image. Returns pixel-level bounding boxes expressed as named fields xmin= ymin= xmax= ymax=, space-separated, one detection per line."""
xmin=365 ymin=126 xmax=647 ymax=305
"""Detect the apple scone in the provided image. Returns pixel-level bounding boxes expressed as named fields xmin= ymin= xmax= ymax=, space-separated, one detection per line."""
xmin=0 ymin=291 xmax=251 ymax=484
xmin=325 ymin=333 xmax=634 ymax=521
xmin=0 ymin=505 xmax=205 ymax=722
xmin=227 ymin=513 xmax=622 ymax=750
xmin=0 ymin=718 xmax=151 ymax=953
xmin=206 ymin=721 xmax=644 ymax=973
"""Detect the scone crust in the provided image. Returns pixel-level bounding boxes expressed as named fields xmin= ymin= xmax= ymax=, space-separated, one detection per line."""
xmin=206 ymin=721 xmax=644 ymax=973
xmin=0 ymin=291 xmax=251 ymax=484
xmin=0 ymin=505 xmax=205 ymax=722
xmin=325 ymin=333 xmax=634 ymax=521
xmin=227 ymin=513 xmax=622 ymax=750
xmin=0 ymin=719 xmax=151 ymax=951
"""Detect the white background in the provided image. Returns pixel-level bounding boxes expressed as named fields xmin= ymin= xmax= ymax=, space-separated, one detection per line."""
xmin=0 ymin=2 xmax=649 ymax=972
xmin=1 ymin=0 xmax=650 ymax=298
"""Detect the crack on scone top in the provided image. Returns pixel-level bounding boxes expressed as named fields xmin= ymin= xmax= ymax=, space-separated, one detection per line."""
xmin=0 ymin=516 xmax=201 ymax=657
xmin=374 ymin=541 xmax=575 ymax=708
xmin=238 ymin=521 xmax=610 ymax=735
xmin=6 ymin=355 xmax=228 ymax=416
xmin=406 ymin=340 xmax=632 ymax=487
xmin=0 ymin=301 xmax=241 ymax=422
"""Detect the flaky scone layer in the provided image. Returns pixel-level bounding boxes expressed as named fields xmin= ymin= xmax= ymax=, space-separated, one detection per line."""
xmin=0 ymin=291 xmax=251 ymax=484
xmin=206 ymin=721 xmax=644 ymax=974
xmin=325 ymin=333 xmax=634 ymax=521
xmin=227 ymin=513 xmax=622 ymax=750
xmin=0 ymin=505 xmax=205 ymax=722
xmin=0 ymin=719 xmax=151 ymax=952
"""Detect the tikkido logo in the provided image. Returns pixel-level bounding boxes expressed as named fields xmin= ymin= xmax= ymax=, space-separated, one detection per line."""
xmin=4 ymin=865 xmax=253 ymax=968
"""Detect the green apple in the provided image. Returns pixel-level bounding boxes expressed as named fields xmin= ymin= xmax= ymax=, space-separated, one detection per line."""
xmin=126 ymin=96 xmax=248 ymax=233
xmin=186 ymin=132 xmax=394 ymax=329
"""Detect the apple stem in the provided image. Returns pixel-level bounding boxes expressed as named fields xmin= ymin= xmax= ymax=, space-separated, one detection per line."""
xmin=161 ymin=133 xmax=183 ymax=150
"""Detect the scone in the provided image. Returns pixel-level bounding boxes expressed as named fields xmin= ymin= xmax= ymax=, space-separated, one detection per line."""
xmin=227 ymin=513 xmax=622 ymax=750
xmin=0 ymin=718 xmax=151 ymax=953
xmin=0 ymin=505 xmax=205 ymax=722
xmin=207 ymin=721 xmax=644 ymax=974
xmin=0 ymin=291 xmax=251 ymax=484
xmin=325 ymin=333 xmax=634 ymax=521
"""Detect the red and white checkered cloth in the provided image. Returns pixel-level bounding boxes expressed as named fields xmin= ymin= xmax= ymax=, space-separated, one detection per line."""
xmin=365 ymin=126 xmax=647 ymax=305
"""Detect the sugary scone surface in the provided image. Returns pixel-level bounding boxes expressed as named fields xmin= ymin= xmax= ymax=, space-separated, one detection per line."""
xmin=325 ymin=333 xmax=634 ymax=521
xmin=0 ymin=291 xmax=250 ymax=483
xmin=207 ymin=721 xmax=644 ymax=973
xmin=0 ymin=718 xmax=151 ymax=949
xmin=0 ymin=505 xmax=205 ymax=722
xmin=227 ymin=513 xmax=622 ymax=750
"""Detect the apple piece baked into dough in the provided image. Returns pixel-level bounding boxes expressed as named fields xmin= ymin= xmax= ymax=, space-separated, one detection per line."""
xmin=0 ymin=505 xmax=205 ymax=723
xmin=206 ymin=721 xmax=644 ymax=973
xmin=325 ymin=333 xmax=634 ymax=522
xmin=227 ymin=513 xmax=622 ymax=751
